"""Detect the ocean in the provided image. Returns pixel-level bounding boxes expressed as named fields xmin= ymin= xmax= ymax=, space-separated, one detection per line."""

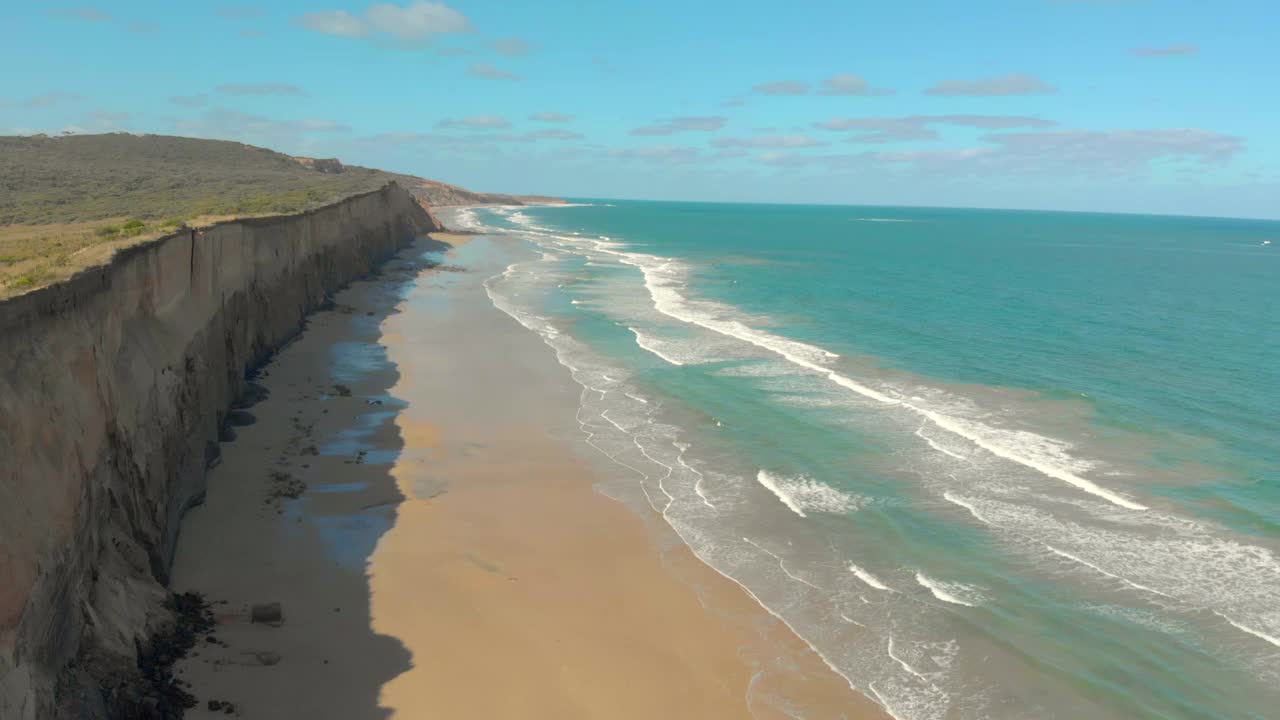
xmin=444 ymin=200 xmax=1279 ymax=720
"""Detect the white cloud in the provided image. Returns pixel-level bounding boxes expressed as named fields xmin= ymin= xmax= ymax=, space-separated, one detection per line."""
xmin=630 ymin=116 xmax=727 ymax=136
xmin=814 ymin=115 xmax=1057 ymax=143
xmin=297 ymin=10 xmax=367 ymax=37
xmin=711 ymin=135 xmax=828 ymax=149
xmin=436 ymin=114 xmax=511 ymax=130
xmin=174 ymin=109 xmax=351 ymax=147
xmin=372 ymin=128 xmax=583 ymax=145
xmin=925 ymin=73 xmax=1056 ymax=96
xmin=367 ymin=1 xmax=470 ymax=40
xmin=980 ymin=128 xmax=1240 ymax=170
xmin=1131 ymin=43 xmax=1198 ymax=57
xmin=529 ymin=112 xmax=573 ymax=123
xmin=753 ymin=81 xmax=809 ymax=96
xmin=493 ymin=36 xmax=531 ymax=57
xmin=609 ymin=145 xmax=701 ymax=164
xmin=818 ymin=74 xmax=894 ymax=96
xmin=216 ymin=83 xmax=306 ymax=96
xmin=468 ymin=62 xmax=519 ymax=81
xmin=525 ymin=129 xmax=584 ymax=141
xmin=754 ymin=127 xmax=1241 ymax=177
xmin=296 ymin=1 xmax=470 ymax=45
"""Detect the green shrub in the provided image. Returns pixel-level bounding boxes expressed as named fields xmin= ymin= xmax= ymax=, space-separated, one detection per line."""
xmin=96 ymin=225 xmax=120 ymax=237
xmin=120 ymin=219 xmax=147 ymax=237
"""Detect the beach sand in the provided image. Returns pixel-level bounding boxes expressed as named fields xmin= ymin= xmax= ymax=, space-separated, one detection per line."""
xmin=170 ymin=232 xmax=887 ymax=719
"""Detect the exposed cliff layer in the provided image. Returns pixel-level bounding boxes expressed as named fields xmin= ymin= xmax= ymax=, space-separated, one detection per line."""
xmin=0 ymin=183 xmax=439 ymax=718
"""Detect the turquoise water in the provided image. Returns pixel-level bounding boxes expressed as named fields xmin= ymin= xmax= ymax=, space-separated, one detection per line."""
xmin=453 ymin=201 xmax=1279 ymax=720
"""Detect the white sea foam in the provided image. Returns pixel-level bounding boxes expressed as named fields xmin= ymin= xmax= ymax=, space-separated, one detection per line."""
xmin=756 ymin=470 xmax=864 ymax=518
xmin=850 ymin=563 xmax=892 ymax=591
xmin=743 ymin=537 xmax=823 ymax=590
xmin=1216 ymin=613 xmax=1280 ymax=648
xmin=942 ymin=490 xmax=1280 ymax=649
xmin=628 ymin=326 xmax=686 ymax=366
xmin=483 ymin=247 xmax=964 ymax=720
xmin=915 ymin=425 xmax=969 ymax=461
xmin=1045 ymin=545 xmax=1173 ymax=599
xmin=915 ymin=573 xmax=984 ymax=607
xmin=887 ymin=637 xmax=931 ymax=683
xmin=574 ymin=236 xmax=1146 ymax=510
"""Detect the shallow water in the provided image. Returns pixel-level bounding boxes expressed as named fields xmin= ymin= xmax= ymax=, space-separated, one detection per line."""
xmin=446 ymin=201 xmax=1280 ymax=720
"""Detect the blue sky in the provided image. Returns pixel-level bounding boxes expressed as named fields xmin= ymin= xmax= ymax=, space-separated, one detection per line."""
xmin=3 ymin=1 xmax=1277 ymax=218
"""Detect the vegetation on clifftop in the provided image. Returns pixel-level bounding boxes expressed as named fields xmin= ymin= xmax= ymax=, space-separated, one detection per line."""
xmin=0 ymin=133 xmax=554 ymax=297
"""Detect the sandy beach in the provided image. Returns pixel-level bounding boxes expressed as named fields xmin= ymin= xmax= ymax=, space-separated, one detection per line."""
xmin=170 ymin=231 xmax=887 ymax=719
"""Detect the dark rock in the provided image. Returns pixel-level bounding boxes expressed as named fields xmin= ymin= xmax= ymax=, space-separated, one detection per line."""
xmin=227 ymin=410 xmax=256 ymax=427
xmin=250 ymin=602 xmax=283 ymax=626
xmin=245 ymin=650 xmax=281 ymax=666
xmin=219 ymin=424 xmax=237 ymax=442
xmin=332 ymin=384 xmax=352 ymax=397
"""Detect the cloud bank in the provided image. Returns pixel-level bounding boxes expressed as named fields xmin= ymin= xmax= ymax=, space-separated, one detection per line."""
xmin=297 ymin=1 xmax=471 ymax=46
xmin=925 ymin=73 xmax=1056 ymax=96
xmin=631 ymin=116 xmax=727 ymax=136
xmin=819 ymin=74 xmax=894 ymax=96
xmin=1131 ymin=44 xmax=1198 ymax=57
xmin=216 ymin=83 xmax=306 ymax=96
xmin=468 ymin=63 xmax=519 ymax=81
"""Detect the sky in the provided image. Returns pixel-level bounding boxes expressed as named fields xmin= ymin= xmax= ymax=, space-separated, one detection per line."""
xmin=3 ymin=1 xmax=1278 ymax=218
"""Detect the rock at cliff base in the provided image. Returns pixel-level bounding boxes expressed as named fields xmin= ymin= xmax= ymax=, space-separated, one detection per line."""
xmin=250 ymin=602 xmax=283 ymax=626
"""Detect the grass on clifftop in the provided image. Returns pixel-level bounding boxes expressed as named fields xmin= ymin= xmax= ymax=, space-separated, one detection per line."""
xmin=0 ymin=132 xmax=555 ymax=298
xmin=0 ymin=134 xmax=394 ymax=297
xmin=1 ymin=134 xmax=390 ymax=226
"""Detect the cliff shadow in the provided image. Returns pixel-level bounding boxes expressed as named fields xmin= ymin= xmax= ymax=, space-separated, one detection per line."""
xmin=170 ymin=234 xmax=454 ymax=718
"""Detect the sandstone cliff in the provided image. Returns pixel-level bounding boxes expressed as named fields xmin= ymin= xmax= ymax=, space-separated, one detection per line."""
xmin=0 ymin=182 xmax=439 ymax=718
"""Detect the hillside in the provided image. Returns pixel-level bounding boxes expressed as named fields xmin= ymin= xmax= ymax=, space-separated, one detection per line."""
xmin=0 ymin=133 xmax=558 ymax=296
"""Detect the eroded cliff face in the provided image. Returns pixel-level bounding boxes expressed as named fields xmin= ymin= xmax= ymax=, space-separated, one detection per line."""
xmin=0 ymin=183 xmax=438 ymax=718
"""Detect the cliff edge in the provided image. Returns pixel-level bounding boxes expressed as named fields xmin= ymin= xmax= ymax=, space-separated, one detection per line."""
xmin=0 ymin=182 xmax=439 ymax=718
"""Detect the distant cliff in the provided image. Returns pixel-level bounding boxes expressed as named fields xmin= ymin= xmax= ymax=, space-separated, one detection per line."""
xmin=379 ymin=171 xmax=567 ymax=208
xmin=0 ymin=182 xmax=438 ymax=719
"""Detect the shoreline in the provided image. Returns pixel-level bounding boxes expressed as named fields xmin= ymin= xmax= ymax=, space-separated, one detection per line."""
xmin=170 ymin=232 xmax=887 ymax=718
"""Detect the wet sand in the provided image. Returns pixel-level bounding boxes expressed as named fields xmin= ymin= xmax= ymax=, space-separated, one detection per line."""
xmin=171 ymin=233 xmax=887 ymax=719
